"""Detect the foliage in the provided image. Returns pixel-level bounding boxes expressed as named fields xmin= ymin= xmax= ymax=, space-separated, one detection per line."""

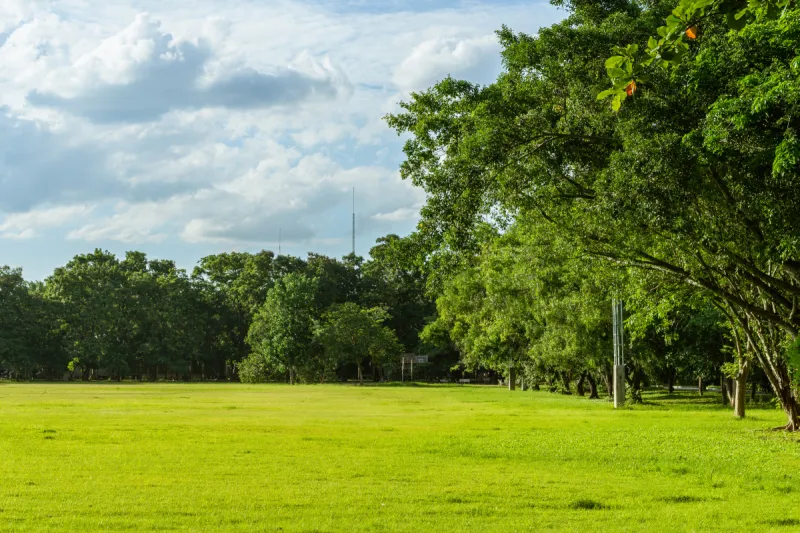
xmin=599 ymin=0 xmax=798 ymax=108
xmin=388 ymin=0 xmax=800 ymax=425
xmin=0 ymin=233 xmax=437 ymax=383
xmin=246 ymin=273 xmax=319 ymax=384
xmin=315 ymin=302 xmax=403 ymax=384
xmin=0 ymin=267 xmax=65 ymax=379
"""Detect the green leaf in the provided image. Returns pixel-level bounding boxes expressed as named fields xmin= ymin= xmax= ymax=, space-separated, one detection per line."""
xmin=666 ymin=15 xmax=682 ymax=29
xmin=607 ymin=67 xmax=628 ymax=79
xmin=766 ymin=2 xmax=780 ymax=19
xmin=727 ymin=11 xmax=747 ymax=30
xmin=648 ymin=36 xmax=658 ymax=50
xmin=611 ymin=94 xmax=622 ymax=112
xmin=596 ymin=88 xmax=618 ymax=101
xmin=657 ymin=26 xmax=668 ymax=37
xmin=613 ymin=78 xmax=632 ymax=90
xmin=605 ymin=56 xmax=625 ymax=69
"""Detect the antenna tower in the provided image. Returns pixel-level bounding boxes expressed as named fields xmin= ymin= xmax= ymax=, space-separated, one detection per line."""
xmin=352 ymin=187 xmax=355 ymax=255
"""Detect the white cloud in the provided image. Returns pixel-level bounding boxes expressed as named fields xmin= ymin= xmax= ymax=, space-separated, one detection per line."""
xmin=27 ymin=13 xmax=350 ymax=123
xmin=68 ymin=202 xmax=170 ymax=243
xmin=372 ymin=206 xmax=421 ymax=222
xmin=393 ymin=34 xmax=502 ymax=93
xmin=0 ymin=204 xmax=93 ymax=239
xmin=0 ymin=0 xmax=563 ymax=275
xmin=69 ymin=152 xmax=424 ymax=246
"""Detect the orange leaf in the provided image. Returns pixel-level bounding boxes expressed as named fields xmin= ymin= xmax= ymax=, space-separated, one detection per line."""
xmin=686 ymin=26 xmax=698 ymax=39
xmin=625 ymin=80 xmax=637 ymax=96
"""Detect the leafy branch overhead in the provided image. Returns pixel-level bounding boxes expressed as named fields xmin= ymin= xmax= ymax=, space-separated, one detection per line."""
xmin=599 ymin=0 xmax=797 ymax=109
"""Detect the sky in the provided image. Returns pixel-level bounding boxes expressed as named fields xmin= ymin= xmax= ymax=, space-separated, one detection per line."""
xmin=0 ymin=0 xmax=564 ymax=279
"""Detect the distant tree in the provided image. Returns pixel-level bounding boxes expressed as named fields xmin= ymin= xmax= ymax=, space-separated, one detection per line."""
xmin=362 ymin=235 xmax=435 ymax=352
xmin=246 ymin=273 xmax=318 ymax=384
xmin=316 ymin=302 xmax=403 ymax=385
xmin=44 ymin=250 xmax=132 ymax=380
xmin=0 ymin=267 xmax=65 ymax=379
xmin=306 ymin=253 xmax=362 ymax=310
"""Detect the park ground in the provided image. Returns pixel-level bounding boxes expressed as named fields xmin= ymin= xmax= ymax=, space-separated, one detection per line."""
xmin=1 ymin=384 xmax=800 ymax=532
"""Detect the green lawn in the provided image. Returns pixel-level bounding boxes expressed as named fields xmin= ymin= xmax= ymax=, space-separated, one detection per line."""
xmin=1 ymin=384 xmax=799 ymax=532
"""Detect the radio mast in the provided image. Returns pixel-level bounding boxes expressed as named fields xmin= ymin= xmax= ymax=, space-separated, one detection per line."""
xmin=351 ymin=187 xmax=355 ymax=256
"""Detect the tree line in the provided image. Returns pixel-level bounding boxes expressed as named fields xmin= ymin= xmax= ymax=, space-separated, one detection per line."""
xmin=0 ymin=235 xmax=436 ymax=384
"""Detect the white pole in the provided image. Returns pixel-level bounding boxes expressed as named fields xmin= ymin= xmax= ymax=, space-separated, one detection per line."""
xmin=613 ymin=300 xmax=626 ymax=408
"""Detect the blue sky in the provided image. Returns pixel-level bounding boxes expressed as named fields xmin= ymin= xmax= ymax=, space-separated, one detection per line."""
xmin=0 ymin=0 xmax=564 ymax=279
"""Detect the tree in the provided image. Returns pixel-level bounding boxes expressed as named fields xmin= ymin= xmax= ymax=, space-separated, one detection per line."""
xmin=246 ymin=273 xmax=318 ymax=384
xmin=387 ymin=1 xmax=800 ymax=427
xmin=316 ymin=302 xmax=403 ymax=385
xmin=45 ymin=250 xmax=133 ymax=380
xmin=362 ymin=235 xmax=435 ymax=352
xmin=0 ymin=267 xmax=65 ymax=379
xmin=192 ymin=251 xmax=281 ymax=368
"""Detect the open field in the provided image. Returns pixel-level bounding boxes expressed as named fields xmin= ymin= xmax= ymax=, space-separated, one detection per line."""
xmin=1 ymin=384 xmax=800 ymax=532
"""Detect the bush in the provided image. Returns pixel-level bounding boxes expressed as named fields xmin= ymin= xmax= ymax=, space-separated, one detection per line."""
xmin=238 ymin=355 xmax=282 ymax=383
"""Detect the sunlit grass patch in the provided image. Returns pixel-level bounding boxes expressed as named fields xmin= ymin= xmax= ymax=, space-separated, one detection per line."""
xmin=0 ymin=384 xmax=798 ymax=532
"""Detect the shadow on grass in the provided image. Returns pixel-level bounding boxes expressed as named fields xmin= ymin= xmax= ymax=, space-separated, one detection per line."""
xmin=569 ymin=499 xmax=607 ymax=510
xmin=763 ymin=518 xmax=800 ymax=527
xmin=662 ymin=495 xmax=704 ymax=504
xmin=637 ymin=391 xmax=777 ymax=411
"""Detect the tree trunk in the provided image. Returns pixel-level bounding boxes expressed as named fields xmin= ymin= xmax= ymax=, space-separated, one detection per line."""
xmin=560 ymin=371 xmax=572 ymax=395
xmin=508 ymin=365 xmax=516 ymax=391
xmin=289 ymin=368 xmax=296 ymax=385
xmin=629 ymin=367 xmax=643 ymax=403
xmin=761 ymin=360 xmax=800 ymax=429
xmin=576 ymin=373 xmax=586 ymax=397
xmin=357 ymin=363 xmax=363 ymax=386
xmin=667 ymin=369 xmax=675 ymax=394
xmin=587 ymin=374 xmax=599 ymax=399
xmin=601 ymin=366 xmax=613 ymax=399
xmin=751 ymin=380 xmax=757 ymax=402
xmin=732 ymin=311 xmax=800 ymax=429
xmin=698 ymin=376 xmax=703 ymax=396
xmin=721 ymin=375 xmax=730 ymax=406
xmin=734 ymin=365 xmax=748 ymax=418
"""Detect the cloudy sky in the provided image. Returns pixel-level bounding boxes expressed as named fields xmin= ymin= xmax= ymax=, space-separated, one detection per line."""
xmin=0 ymin=0 xmax=563 ymax=279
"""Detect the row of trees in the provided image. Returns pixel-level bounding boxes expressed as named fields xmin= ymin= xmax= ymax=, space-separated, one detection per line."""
xmin=386 ymin=0 xmax=800 ymax=425
xmin=0 ymin=235 xmax=434 ymax=383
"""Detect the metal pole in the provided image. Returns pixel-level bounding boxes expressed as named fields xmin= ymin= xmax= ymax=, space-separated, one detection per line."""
xmin=613 ymin=299 xmax=626 ymax=408
xmin=352 ymin=187 xmax=355 ymax=255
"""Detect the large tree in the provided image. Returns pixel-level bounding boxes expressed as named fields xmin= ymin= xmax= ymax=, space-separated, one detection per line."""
xmin=387 ymin=0 xmax=800 ymax=427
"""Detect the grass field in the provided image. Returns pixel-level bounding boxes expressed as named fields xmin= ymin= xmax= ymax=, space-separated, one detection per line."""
xmin=2 ymin=384 xmax=800 ymax=532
